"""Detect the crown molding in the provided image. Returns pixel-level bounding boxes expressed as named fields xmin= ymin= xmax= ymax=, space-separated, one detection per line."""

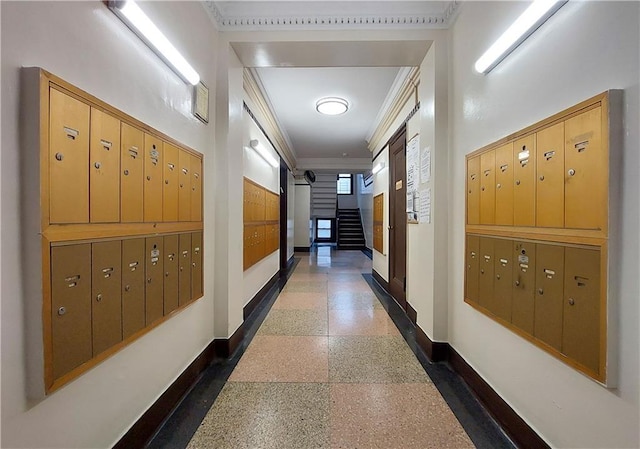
xmin=243 ymin=69 xmax=297 ymax=170
xmin=204 ymin=1 xmax=461 ymax=31
xmin=367 ymin=66 xmax=420 ymax=153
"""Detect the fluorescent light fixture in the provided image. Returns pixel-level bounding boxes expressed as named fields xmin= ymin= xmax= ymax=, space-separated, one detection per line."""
xmin=372 ymin=161 xmax=385 ymax=174
xmin=248 ymin=139 xmax=279 ymax=167
xmin=316 ymin=97 xmax=349 ymax=115
xmin=474 ymin=0 xmax=566 ymax=74
xmin=110 ymin=0 xmax=200 ymax=85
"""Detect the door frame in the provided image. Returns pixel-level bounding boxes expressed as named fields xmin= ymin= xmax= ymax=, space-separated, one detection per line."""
xmin=388 ymin=125 xmax=407 ymax=309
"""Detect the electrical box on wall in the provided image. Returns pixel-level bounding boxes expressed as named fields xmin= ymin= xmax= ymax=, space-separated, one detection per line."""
xmin=464 ymin=91 xmax=621 ymax=387
xmin=24 ymin=67 xmax=205 ymax=394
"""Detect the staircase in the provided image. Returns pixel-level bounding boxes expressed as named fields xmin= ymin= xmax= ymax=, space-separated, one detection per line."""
xmin=337 ymin=209 xmax=366 ymax=249
xmin=311 ymin=174 xmax=338 ymax=218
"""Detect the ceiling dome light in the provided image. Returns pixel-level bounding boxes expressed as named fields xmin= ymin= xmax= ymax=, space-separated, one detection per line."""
xmin=316 ymin=97 xmax=349 ymax=115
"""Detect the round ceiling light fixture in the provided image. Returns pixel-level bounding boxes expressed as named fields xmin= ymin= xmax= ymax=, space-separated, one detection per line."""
xmin=316 ymin=97 xmax=349 ymax=115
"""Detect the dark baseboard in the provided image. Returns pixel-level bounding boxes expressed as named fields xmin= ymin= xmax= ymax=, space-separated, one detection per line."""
xmin=415 ymin=325 xmax=449 ymax=362
xmin=361 ymin=247 xmax=373 ymax=259
xmin=406 ymin=302 xmax=417 ymax=325
xmin=371 ymin=269 xmax=389 ymax=291
xmin=294 ymin=246 xmax=311 ymax=252
xmin=281 ymin=255 xmax=295 ymax=275
xmin=113 ymin=341 xmax=216 ymax=449
xmin=214 ymin=325 xmax=244 ymax=359
xmin=448 ymin=346 xmax=551 ymax=449
xmin=243 ymin=271 xmax=279 ymax=320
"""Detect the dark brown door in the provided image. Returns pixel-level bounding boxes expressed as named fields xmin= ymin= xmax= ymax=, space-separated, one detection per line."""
xmin=388 ymin=127 xmax=407 ymax=309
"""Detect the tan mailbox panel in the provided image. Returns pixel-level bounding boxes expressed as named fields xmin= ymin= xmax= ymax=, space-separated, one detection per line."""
xmin=178 ymin=150 xmax=192 ymax=222
xmin=478 ymin=237 xmax=495 ymax=310
xmin=511 ymin=241 xmax=536 ymax=335
xmin=492 ymin=239 xmax=513 ymax=322
xmin=513 ymin=134 xmax=536 ymax=226
xmin=122 ymin=238 xmax=145 ymax=339
xmin=178 ymin=233 xmax=192 ymax=306
xmin=163 ymin=234 xmax=179 ymax=315
xmin=536 ymin=123 xmax=564 ymax=228
xmin=51 ymin=244 xmax=92 ymax=380
xmin=467 ymin=156 xmax=480 ymax=225
xmin=191 ymin=231 xmax=203 ymax=300
xmin=89 ymin=108 xmax=120 ymax=223
xmin=494 ymin=143 xmax=514 ymax=226
xmin=480 ymin=151 xmax=496 ymax=225
xmin=91 ymin=241 xmax=122 ymax=356
xmin=534 ymin=244 xmax=564 ymax=350
xmin=121 ymin=123 xmax=144 ymax=223
xmin=163 ymin=142 xmax=179 ymax=222
xmin=465 ymin=235 xmax=480 ymax=304
xmin=145 ymin=237 xmax=164 ymax=325
xmin=563 ymin=247 xmax=601 ymax=373
xmin=565 ymin=107 xmax=605 ymax=230
xmin=143 ymin=133 xmax=163 ymax=223
xmin=49 ymin=88 xmax=90 ymax=224
xmin=190 ymin=155 xmax=202 ymax=222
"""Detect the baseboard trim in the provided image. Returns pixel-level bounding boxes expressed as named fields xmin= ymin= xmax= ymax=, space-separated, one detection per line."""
xmin=294 ymin=246 xmax=311 ymax=252
xmin=371 ymin=269 xmax=389 ymax=291
xmin=361 ymin=247 xmax=373 ymax=259
xmin=113 ymin=341 xmax=216 ymax=449
xmin=214 ymin=325 xmax=244 ymax=359
xmin=243 ymin=272 xmax=279 ymax=320
xmin=415 ymin=325 xmax=449 ymax=362
xmin=447 ymin=346 xmax=551 ymax=449
xmin=406 ymin=302 xmax=417 ymax=325
xmin=281 ymin=254 xmax=295 ymax=275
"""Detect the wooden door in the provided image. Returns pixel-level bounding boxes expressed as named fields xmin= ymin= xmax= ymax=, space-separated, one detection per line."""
xmin=388 ymin=128 xmax=407 ymax=309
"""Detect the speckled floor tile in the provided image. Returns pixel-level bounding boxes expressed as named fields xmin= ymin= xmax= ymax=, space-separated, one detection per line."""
xmin=258 ymin=309 xmax=328 ymax=336
xmin=289 ymin=272 xmax=329 ymax=282
xmin=283 ymin=280 xmax=327 ymax=293
xmin=187 ymin=382 xmax=329 ymax=449
xmin=329 ymin=309 xmax=400 ymax=336
xmin=329 ymin=291 xmax=384 ymax=310
xmin=329 ymin=336 xmax=430 ymax=383
xmin=328 ymin=273 xmax=367 ymax=283
xmin=272 ymin=292 xmax=328 ymax=310
xmin=230 ymin=336 xmax=329 ymax=382
xmin=330 ymin=383 xmax=475 ymax=449
xmin=328 ymin=281 xmax=374 ymax=294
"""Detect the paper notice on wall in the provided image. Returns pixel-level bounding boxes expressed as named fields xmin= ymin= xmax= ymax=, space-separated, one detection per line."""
xmin=406 ymin=135 xmax=419 ymax=193
xmin=421 ymin=146 xmax=431 ymax=183
xmin=406 ymin=191 xmax=414 ymax=213
xmin=419 ymin=188 xmax=431 ymax=223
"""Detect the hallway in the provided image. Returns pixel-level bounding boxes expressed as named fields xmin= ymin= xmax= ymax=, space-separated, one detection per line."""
xmin=151 ymin=248 xmax=513 ymax=449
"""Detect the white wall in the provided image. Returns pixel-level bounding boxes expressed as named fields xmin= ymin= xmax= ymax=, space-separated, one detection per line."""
xmin=1 ymin=2 xmax=217 ymax=447
xmin=356 ymin=174 xmax=373 ymax=248
xmin=337 ymin=190 xmax=358 ymax=209
xmin=294 ymin=184 xmax=312 ymax=248
xmin=242 ymin=113 xmax=280 ymax=305
xmin=287 ymin=170 xmax=295 ymax=260
xmin=448 ymin=2 xmax=639 ymax=448
xmin=371 ymin=147 xmax=390 ymax=280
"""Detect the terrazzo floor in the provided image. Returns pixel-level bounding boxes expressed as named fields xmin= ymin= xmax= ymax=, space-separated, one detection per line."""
xmin=185 ymin=248 xmax=476 ymax=449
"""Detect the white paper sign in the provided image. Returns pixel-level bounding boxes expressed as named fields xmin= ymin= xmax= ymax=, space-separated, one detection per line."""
xmin=421 ymin=146 xmax=431 ymax=183
xmin=406 ymin=135 xmax=420 ymax=193
xmin=419 ymin=188 xmax=431 ymax=223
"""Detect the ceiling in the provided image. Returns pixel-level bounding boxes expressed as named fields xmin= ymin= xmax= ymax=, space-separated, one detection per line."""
xmin=207 ymin=1 xmax=457 ymax=170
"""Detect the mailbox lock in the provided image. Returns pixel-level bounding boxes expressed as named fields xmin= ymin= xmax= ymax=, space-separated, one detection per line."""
xmin=55 ymin=152 xmax=64 ymax=161
xmin=497 ymin=183 xmax=501 ymax=189
xmin=538 ymin=288 xmax=544 ymax=295
xmin=165 ymin=180 xmax=169 ymax=184
xmin=192 ymin=262 xmax=196 ymax=267
xmin=539 ymin=175 xmax=545 ymax=181
xmin=124 ymin=169 xmax=130 ymax=176
xmin=165 ymin=272 xmax=169 ymax=277
xmin=124 ymin=285 xmax=131 ymax=292
xmin=515 ymin=281 xmax=520 ymax=287
xmin=147 ymin=278 xmax=152 ymax=284
xmin=480 ymin=269 xmax=484 ymax=274
xmin=147 ymin=176 xmax=151 ymax=181
xmin=516 ymin=180 xmax=521 ymax=186
xmin=57 ymin=307 xmax=66 ymax=316
xmin=96 ymin=294 xmax=102 ymax=302
xmin=94 ymin=162 xmax=101 ymax=169
xmin=568 ymin=169 xmax=576 ymax=176
xmin=496 ymin=274 xmax=501 ymax=280
xmin=568 ymin=298 xmax=575 ymax=306
xmin=481 ymin=186 xmax=485 ymax=191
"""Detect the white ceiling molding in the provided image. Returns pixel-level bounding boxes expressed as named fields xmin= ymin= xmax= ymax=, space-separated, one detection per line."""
xmin=243 ymin=69 xmax=297 ymax=170
xmin=203 ymin=1 xmax=461 ymax=31
xmin=367 ymin=66 xmax=420 ymax=154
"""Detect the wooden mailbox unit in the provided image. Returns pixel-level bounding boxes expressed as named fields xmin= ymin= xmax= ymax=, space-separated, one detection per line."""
xmin=29 ymin=68 xmax=205 ymax=392
xmin=464 ymin=91 xmax=620 ymax=385
xmin=373 ymin=193 xmax=384 ymax=254
xmin=243 ymin=177 xmax=280 ymax=270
